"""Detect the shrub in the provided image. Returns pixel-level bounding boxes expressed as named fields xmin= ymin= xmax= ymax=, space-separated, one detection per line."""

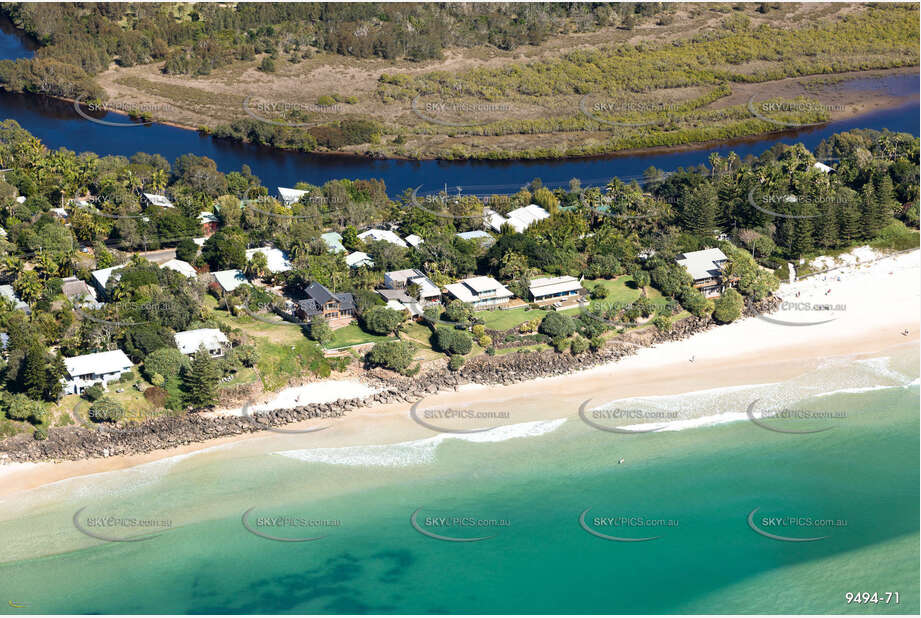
xmin=552 ymin=336 xmax=569 ymax=353
xmin=82 ymin=384 xmax=104 ymax=402
xmin=653 ymin=315 xmax=673 ymax=333
xmin=678 ymin=286 xmax=712 ymax=318
xmin=367 ymin=341 xmax=416 ymax=373
xmin=259 ymin=57 xmax=276 ymax=73
xmin=361 ymin=306 xmax=405 ymax=335
xmin=448 ymin=354 xmax=465 ymax=371
xmin=435 ymin=328 xmax=473 ymax=355
xmin=89 ymin=398 xmax=125 ymax=423
xmin=589 ymin=336 xmax=605 ymax=352
xmin=477 ymin=335 xmax=492 ymax=348
xmin=713 ymin=289 xmax=743 ymax=324
xmin=144 ymin=386 xmax=168 ymax=408
xmin=143 ymin=347 xmax=188 ymax=381
xmin=590 ymin=284 xmax=609 ymax=300
xmin=33 ymin=427 xmax=48 ymax=441
xmin=539 ymin=312 xmax=575 ymax=338
xmin=307 ymin=315 xmax=333 ymax=344
xmin=570 ymin=336 xmax=589 ymax=355
xmin=443 ymin=300 xmax=474 ymax=323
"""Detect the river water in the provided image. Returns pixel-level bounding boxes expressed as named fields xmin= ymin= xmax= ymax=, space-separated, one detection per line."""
xmin=0 ymin=24 xmax=917 ymax=195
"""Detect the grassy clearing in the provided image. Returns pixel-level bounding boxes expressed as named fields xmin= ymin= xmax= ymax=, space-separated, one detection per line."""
xmin=478 ymin=306 xmax=551 ymax=331
xmin=325 ymin=323 xmax=395 ymax=349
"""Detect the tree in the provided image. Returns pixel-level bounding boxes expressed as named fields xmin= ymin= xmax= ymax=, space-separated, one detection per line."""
xmin=21 ymin=344 xmax=48 ymax=401
xmin=308 ymin=315 xmax=333 ymax=345
xmin=678 ymin=286 xmax=712 ymax=318
xmin=712 ymin=288 xmax=743 ymax=324
xmin=143 ymin=347 xmax=188 ymax=382
xmin=367 ymin=341 xmax=416 ymax=373
xmin=175 ymin=237 xmax=198 ymax=262
xmin=202 ymin=231 xmax=246 ymax=271
xmin=443 ymin=300 xmax=474 ymax=323
xmin=181 ymin=347 xmax=219 ymax=407
xmin=539 ymin=312 xmax=575 ymax=338
xmin=570 ymin=336 xmax=589 ymax=355
xmin=435 ymin=328 xmax=473 ymax=355
xmin=89 ymin=397 xmax=125 ymax=423
xmin=361 ymin=306 xmax=405 ymax=335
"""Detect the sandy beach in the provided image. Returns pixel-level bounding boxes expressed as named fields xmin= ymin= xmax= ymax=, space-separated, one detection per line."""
xmin=2 ymin=247 xmax=918 ymax=499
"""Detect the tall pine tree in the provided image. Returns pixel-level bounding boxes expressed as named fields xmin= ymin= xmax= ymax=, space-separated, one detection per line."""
xmin=181 ymin=347 xmax=219 ymax=408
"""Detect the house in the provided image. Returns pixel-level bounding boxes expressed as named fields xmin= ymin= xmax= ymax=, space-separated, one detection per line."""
xmin=444 ymin=276 xmax=513 ymax=310
xmin=62 ymin=349 xmax=133 ymax=395
xmin=294 ymin=282 xmax=356 ymax=328
xmin=245 ymin=246 xmax=292 ymax=273
xmin=174 ymin=328 xmax=230 ymax=357
xmin=345 ymin=251 xmax=374 ymax=268
xmin=49 ymin=207 xmax=69 ymax=220
xmin=484 ymin=204 xmax=549 ymax=233
xmin=404 ymin=234 xmax=424 ymax=249
xmin=278 ymin=187 xmax=309 ymax=206
xmin=813 ymin=162 xmax=834 ymax=174
xmin=0 ymin=226 xmax=6 ymax=238
xmin=376 ymin=288 xmax=424 ymax=317
xmin=61 ymin=276 xmax=99 ymax=306
xmin=529 ymin=276 xmax=582 ymax=304
xmin=90 ymin=265 xmax=125 ymax=298
xmin=211 ymin=269 xmax=249 ymax=293
xmin=199 ymin=211 xmax=219 ymax=236
xmin=358 ymin=229 xmax=408 ymax=248
xmin=676 ymin=248 xmax=730 ymax=298
xmin=142 ymin=193 xmax=174 ymax=209
xmin=456 ymin=230 xmax=494 ymax=246
xmin=0 ymin=284 xmax=28 ymax=312
xmin=384 ymin=269 xmax=440 ymax=303
xmin=321 ymin=232 xmax=345 ymax=253
xmin=160 ymin=258 xmax=197 ymax=279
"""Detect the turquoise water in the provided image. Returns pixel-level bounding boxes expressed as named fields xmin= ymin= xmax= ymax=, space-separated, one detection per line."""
xmin=1 ymin=353 xmax=918 ymax=614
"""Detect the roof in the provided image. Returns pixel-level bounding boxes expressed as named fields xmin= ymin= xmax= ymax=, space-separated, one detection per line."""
xmin=64 ymin=349 xmax=133 ymax=378
xmin=676 ymin=248 xmax=729 ymax=281
xmin=358 ymin=229 xmax=407 ymax=248
xmin=143 ymin=193 xmax=174 ymax=208
xmin=377 ymin=288 xmax=415 ymax=303
xmin=444 ymin=276 xmax=512 ymax=303
xmin=404 ymin=234 xmax=424 ymax=248
xmin=385 ymin=269 xmax=440 ymax=298
xmin=278 ymin=187 xmax=309 ymax=205
xmin=321 ymin=232 xmax=345 ymax=253
xmin=245 ymin=246 xmax=292 ymax=273
xmin=50 ymin=207 xmax=69 ymax=218
xmin=345 ymin=251 xmax=373 ymax=268
xmin=61 ymin=277 xmax=96 ymax=300
xmin=198 ymin=211 xmax=219 ymax=223
xmin=529 ymin=275 xmax=581 ymax=297
xmin=0 ymin=226 xmax=6 ymax=237
xmin=385 ymin=299 xmax=408 ymax=313
xmin=485 ymin=204 xmax=549 ymax=233
xmin=160 ymin=258 xmax=197 ymax=278
xmin=91 ymin=264 xmax=125 ymax=290
xmin=174 ymin=328 xmax=229 ymax=355
xmin=298 ymin=283 xmax=355 ymax=315
xmin=212 ymin=269 xmax=248 ymax=292
xmin=456 ymin=230 xmax=492 ymax=241
xmin=813 ymin=162 xmax=834 ymax=173
xmin=0 ymin=284 xmax=27 ymax=310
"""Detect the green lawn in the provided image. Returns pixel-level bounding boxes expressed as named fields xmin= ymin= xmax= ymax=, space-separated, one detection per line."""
xmin=325 ymin=323 xmax=395 ymax=349
xmin=478 ymin=306 xmax=551 ymax=331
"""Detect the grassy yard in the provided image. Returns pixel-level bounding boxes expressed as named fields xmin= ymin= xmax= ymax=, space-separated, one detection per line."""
xmin=477 ymin=306 xmax=550 ymax=331
xmin=325 ymin=323 xmax=395 ymax=349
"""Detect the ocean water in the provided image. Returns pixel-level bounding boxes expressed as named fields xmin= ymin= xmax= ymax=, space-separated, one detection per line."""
xmin=0 ymin=350 xmax=917 ymax=614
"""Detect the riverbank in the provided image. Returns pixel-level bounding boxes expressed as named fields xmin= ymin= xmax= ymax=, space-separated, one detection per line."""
xmin=1 ymin=247 xmax=917 ymax=496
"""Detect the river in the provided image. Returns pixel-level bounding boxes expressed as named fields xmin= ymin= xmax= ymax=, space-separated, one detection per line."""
xmin=0 ymin=24 xmax=917 ymax=196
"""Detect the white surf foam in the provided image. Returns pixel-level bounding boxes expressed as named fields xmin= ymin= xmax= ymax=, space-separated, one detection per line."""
xmin=276 ymin=418 xmax=567 ymax=467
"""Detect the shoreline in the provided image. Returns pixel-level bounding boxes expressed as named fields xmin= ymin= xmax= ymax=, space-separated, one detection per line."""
xmin=17 ymin=66 xmax=918 ymax=164
xmin=1 ymin=247 xmax=918 ymax=498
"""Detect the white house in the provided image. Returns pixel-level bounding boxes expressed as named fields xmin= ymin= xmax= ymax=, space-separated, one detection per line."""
xmin=404 ymin=234 xmax=424 ymax=249
xmin=456 ymin=230 xmax=493 ymax=244
xmin=278 ymin=187 xmax=309 ymax=206
xmin=143 ymin=193 xmax=174 ymax=209
xmin=245 ymin=246 xmax=292 ymax=273
xmin=90 ymin=264 xmax=125 ymax=298
xmin=358 ymin=229 xmax=408 ymax=248
xmin=484 ymin=204 xmax=549 ymax=233
xmin=384 ymin=269 xmax=441 ymax=302
xmin=50 ymin=207 xmax=69 ymax=220
xmin=0 ymin=284 xmax=28 ymax=312
xmin=321 ymin=232 xmax=345 ymax=253
xmin=444 ymin=276 xmax=513 ymax=310
xmin=160 ymin=258 xmax=197 ymax=278
xmin=174 ymin=328 xmax=230 ymax=357
xmin=63 ymin=349 xmax=133 ymax=395
xmin=813 ymin=162 xmax=834 ymax=174
xmin=212 ymin=269 xmax=249 ymax=293
xmin=345 ymin=251 xmax=374 ymax=268
xmin=529 ymin=276 xmax=582 ymax=303
xmin=676 ymin=248 xmax=729 ymax=298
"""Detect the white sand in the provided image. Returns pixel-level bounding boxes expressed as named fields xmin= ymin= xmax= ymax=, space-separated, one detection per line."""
xmin=212 ymin=379 xmax=380 ymax=417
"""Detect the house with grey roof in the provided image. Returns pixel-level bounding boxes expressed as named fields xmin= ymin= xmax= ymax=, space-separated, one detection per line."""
xmin=294 ymin=283 xmax=356 ymax=329
xmin=675 ymin=248 xmax=730 ymax=298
